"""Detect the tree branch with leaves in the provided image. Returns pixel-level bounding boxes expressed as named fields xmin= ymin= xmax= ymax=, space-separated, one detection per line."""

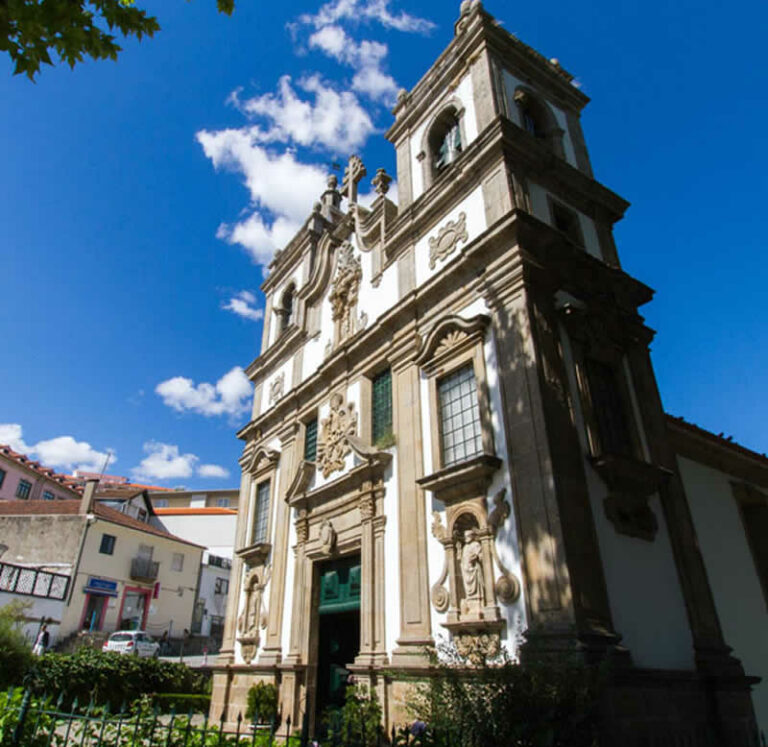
xmin=0 ymin=0 xmax=234 ymax=80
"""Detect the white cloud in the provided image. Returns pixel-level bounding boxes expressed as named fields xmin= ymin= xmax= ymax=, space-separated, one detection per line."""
xmin=197 ymin=126 xmax=328 ymax=263
xmin=223 ymin=290 xmax=264 ymax=322
xmin=197 ymin=464 xmax=230 ymax=479
xmin=231 ymin=75 xmax=375 ymax=152
xmin=298 ymin=0 xmax=434 ymax=34
xmin=132 ymin=442 xmax=198 ymax=482
xmin=308 ymin=26 xmax=397 ymax=103
xmin=0 ymin=424 xmax=29 ymax=453
xmin=156 ymin=366 xmax=252 ymax=417
xmin=0 ymin=423 xmax=114 ymax=473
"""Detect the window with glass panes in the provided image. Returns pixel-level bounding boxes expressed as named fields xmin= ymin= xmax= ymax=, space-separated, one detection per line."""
xmin=585 ymin=358 xmax=634 ymax=457
xmin=252 ymin=481 xmax=271 ymax=544
xmin=372 ymin=369 xmax=392 ymax=443
xmin=438 ymin=364 xmax=483 ymax=467
xmin=0 ymin=468 xmax=6 ymax=488
xmin=16 ymin=480 xmax=32 ymax=499
xmin=304 ymin=418 xmax=318 ymax=461
xmin=42 ymin=491 xmax=54 ymax=501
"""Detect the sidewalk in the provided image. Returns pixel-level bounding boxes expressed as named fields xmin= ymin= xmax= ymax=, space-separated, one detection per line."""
xmin=159 ymin=654 xmax=211 ymax=668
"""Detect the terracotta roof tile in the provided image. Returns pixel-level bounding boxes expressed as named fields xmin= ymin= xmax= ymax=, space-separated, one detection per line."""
xmin=0 ymin=444 xmax=83 ymax=496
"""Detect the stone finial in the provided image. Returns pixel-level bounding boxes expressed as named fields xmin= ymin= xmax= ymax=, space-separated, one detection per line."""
xmin=372 ymin=167 xmax=392 ymax=197
xmin=327 ymin=174 xmax=338 ymax=190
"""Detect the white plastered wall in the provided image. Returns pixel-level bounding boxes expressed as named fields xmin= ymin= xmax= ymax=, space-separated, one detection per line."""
xmin=527 ymin=182 xmax=602 ymax=260
xmin=421 ymin=298 xmax=528 ymax=655
xmin=409 ymin=70 xmax=479 ymax=202
xmin=558 ymin=328 xmax=695 ymax=670
xmin=414 ymin=186 xmax=487 ymax=288
xmin=260 ymin=356 xmax=294 ymax=417
xmin=678 ymin=456 xmax=768 ymax=734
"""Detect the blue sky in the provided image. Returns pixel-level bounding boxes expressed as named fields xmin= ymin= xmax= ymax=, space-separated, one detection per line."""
xmin=0 ymin=0 xmax=766 ymax=487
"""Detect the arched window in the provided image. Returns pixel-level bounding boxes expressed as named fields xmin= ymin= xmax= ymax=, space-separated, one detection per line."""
xmin=428 ymin=108 xmax=463 ymax=176
xmin=278 ymin=283 xmax=295 ymax=334
xmin=513 ymin=88 xmax=564 ymax=156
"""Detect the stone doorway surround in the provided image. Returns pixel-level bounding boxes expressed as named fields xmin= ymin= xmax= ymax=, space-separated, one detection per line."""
xmin=279 ymin=421 xmax=392 ymax=730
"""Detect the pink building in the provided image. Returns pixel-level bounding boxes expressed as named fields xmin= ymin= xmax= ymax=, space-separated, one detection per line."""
xmin=0 ymin=444 xmax=81 ymax=502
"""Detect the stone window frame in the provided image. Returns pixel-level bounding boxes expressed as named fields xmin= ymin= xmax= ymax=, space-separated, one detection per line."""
xmin=416 ymin=315 xmax=496 ymax=472
xmin=302 ymin=413 xmax=319 ymax=463
xmin=731 ymin=481 xmax=768 ymax=610
xmin=571 ymin=343 xmax=644 ymax=463
xmin=547 ymin=195 xmax=585 ymax=248
xmin=237 ymin=447 xmax=280 ymax=565
xmin=417 ymin=98 xmax=468 ymax=193
xmin=512 ymin=86 xmax=566 ymax=160
xmin=274 ymin=281 xmax=297 ymax=337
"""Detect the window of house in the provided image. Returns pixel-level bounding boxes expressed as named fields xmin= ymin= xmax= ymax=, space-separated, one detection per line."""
xmin=154 ymin=498 xmax=169 ymax=508
xmin=171 ymin=553 xmax=184 ymax=572
xmin=584 ymin=358 xmax=635 ymax=457
xmin=252 ymin=480 xmax=271 ymax=544
xmin=216 ymin=497 xmax=230 ymax=508
xmin=214 ymin=578 xmax=229 ymax=595
xmin=550 ymin=201 xmax=584 ymax=246
xmin=372 ymin=369 xmax=393 ymax=444
xmin=16 ymin=480 xmax=31 ymax=499
xmin=42 ymin=490 xmax=55 ymax=501
xmin=99 ymin=534 xmax=116 ymax=555
xmin=137 ymin=509 xmax=147 ymax=522
xmin=437 ymin=364 xmax=483 ymax=467
xmin=304 ymin=418 xmax=318 ymax=462
xmin=0 ymin=468 xmax=6 ymax=488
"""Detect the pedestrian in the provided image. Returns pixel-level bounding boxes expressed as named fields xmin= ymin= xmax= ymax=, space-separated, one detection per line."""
xmin=33 ymin=624 xmax=49 ymax=656
xmin=159 ymin=630 xmax=169 ymax=655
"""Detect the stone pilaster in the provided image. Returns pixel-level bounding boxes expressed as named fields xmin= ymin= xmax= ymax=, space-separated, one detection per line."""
xmin=391 ymin=361 xmax=433 ymax=666
xmin=259 ymin=428 xmax=298 ymax=665
xmin=218 ymin=468 xmax=253 ymax=663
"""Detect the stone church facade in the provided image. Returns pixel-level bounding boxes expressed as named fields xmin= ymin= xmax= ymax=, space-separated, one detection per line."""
xmin=210 ymin=3 xmax=766 ymax=743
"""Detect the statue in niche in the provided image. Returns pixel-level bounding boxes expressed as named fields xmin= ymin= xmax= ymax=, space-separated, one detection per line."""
xmin=459 ymin=529 xmax=484 ymax=614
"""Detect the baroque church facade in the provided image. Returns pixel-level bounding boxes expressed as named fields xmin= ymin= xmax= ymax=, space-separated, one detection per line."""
xmin=211 ymin=3 xmax=767 ymax=743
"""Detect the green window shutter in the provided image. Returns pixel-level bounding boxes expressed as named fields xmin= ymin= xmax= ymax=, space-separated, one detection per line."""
xmin=372 ymin=369 xmax=393 ymax=444
xmin=304 ymin=418 xmax=318 ymax=462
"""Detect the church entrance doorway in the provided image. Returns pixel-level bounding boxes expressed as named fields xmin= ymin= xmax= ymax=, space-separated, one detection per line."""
xmin=314 ymin=554 xmax=361 ymax=729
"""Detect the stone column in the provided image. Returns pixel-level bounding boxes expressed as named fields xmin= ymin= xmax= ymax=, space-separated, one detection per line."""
xmin=219 ymin=468 xmax=253 ymax=663
xmin=260 ymin=427 xmax=298 ymax=665
xmin=391 ymin=361 xmax=433 ymax=665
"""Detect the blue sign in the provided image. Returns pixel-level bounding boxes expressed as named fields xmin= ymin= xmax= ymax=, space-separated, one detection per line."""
xmin=84 ymin=577 xmax=118 ymax=597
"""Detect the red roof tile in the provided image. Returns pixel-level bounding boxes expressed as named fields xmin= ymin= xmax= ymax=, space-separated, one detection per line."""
xmin=0 ymin=445 xmax=82 ymax=496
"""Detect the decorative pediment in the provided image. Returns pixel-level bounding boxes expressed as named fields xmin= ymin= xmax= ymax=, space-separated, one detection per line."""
xmin=416 ymin=314 xmax=491 ymax=372
xmin=241 ymin=446 xmax=280 ymax=477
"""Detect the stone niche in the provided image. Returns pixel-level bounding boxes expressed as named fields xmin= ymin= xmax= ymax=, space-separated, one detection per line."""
xmin=419 ymin=458 xmax=520 ymax=663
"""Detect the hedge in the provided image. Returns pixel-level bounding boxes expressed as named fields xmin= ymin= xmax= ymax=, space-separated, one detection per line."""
xmin=153 ymin=693 xmax=211 ymax=714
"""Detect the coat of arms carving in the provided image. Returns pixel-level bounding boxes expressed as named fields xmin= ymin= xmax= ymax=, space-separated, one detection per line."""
xmin=329 ymin=243 xmax=363 ymax=343
xmin=317 ymin=393 xmax=358 ymax=478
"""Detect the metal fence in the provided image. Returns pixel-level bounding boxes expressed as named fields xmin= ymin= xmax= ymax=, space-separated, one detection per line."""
xmin=0 ymin=560 xmax=69 ymax=599
xmin=4 ymin=689 xmax=413 ymax=747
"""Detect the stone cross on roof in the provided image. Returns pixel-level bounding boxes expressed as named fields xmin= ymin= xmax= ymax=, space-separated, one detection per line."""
xmin=341 ymin=155 xmax=367 ymax=205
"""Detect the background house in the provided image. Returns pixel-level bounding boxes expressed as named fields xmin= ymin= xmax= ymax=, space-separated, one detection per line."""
xmin=0 ymin=444 xmax=81 ymax=502
xmin=0 ymin=480 xmax=202 ymax=648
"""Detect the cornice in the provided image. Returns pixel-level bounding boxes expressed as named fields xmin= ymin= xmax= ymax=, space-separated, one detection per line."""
xmin=244 ymin=325 xmax=304 ymax=381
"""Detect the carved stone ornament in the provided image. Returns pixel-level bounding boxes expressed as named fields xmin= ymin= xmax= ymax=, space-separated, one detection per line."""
xmin=269 ymin=373 xmax=284 ymax=405
xmin=329 ymin=243 xmax=363 ymax=343
xmin=371 ymin=167 xmax=392 ymax=196
xmin=487 ymin=489 xmax=510 ymax=535
xmin=319 ymin=519 xmax=337 ymax=554
xmin=428 ymin=211 xmax=468 ymax=269
xmin=317 ymin=393 xmax=358 ymax=478
xmin=486 ymin=489 xmax=521 ymax=605
xmin=454 ymin=630 xmax=501 ymax=665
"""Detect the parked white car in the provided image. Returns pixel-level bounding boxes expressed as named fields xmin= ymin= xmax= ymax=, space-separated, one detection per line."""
xmin=102 ymin=631 xmax=160 ymax=658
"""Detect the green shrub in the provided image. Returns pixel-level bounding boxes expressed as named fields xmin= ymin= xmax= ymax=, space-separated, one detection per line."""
xmin=153 ymin=692 xmax=211 ymax=714
xmin=325 ymin=685 xmax=381 ymax=747
xmin=245 ymin=681 xmax=278 ymax=723
xmin=407 ymin=639 xmax=603 ymax=747
xmin=27 ymin=648 xmax=208 ymax=709
xmin=0 ymin=601 xmax=34 ymax=690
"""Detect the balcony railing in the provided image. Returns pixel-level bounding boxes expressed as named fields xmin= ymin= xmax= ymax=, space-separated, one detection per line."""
xmin=130 ymin=557 xmax=159 ymax=581
xmin=0 ymin=560 xmax=69 ymax=600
